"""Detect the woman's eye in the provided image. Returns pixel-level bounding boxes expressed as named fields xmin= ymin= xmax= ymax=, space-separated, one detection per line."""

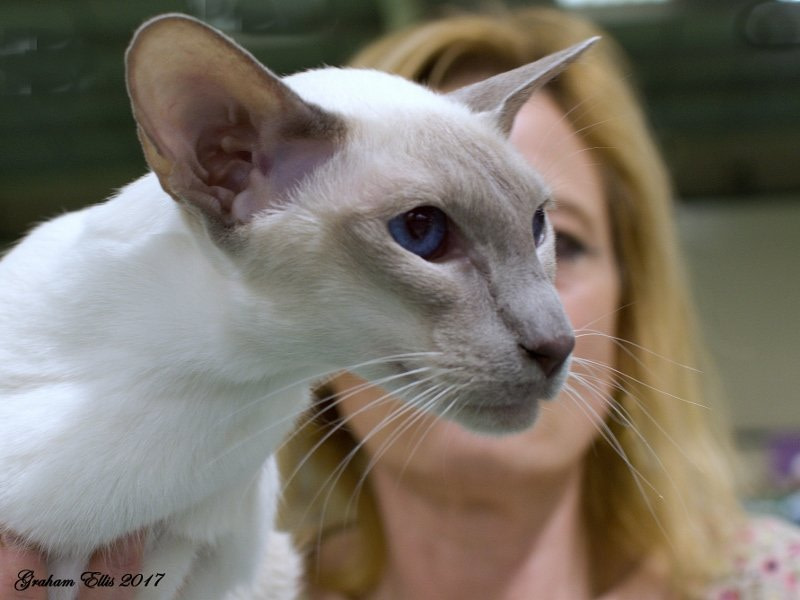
xmin=388 ymin=206 xmax=448 ymax=260
xmin=555 ymin=231 xmax=588 ymax=263
xmin=532 ymin=207 xmax=546 ymax=248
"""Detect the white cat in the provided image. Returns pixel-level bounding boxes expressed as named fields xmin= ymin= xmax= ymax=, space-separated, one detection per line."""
xmin=0 ymin=14 xmax=591 ymax=600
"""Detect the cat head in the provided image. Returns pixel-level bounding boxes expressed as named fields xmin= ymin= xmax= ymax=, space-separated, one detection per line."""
xmin=126 ymin=14 xmax=595 ymax=434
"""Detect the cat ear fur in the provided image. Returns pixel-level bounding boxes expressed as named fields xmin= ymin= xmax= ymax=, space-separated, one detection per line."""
xmin=126 ymin=14 xmax=344 ymax=230
xmin=446 ymin=37 xmax=599 ymax=136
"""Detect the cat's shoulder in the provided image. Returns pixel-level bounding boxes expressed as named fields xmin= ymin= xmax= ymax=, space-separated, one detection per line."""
xmin=0 ymin=173 xmax=180 ymax=277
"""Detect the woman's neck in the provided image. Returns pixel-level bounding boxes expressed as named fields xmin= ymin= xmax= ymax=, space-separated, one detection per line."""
xmin=365 ymin=462 xmax=593 ymax=600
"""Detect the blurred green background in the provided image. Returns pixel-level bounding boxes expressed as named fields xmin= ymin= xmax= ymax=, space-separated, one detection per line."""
xmin=1 ymin=0 xmax=799 ymax=242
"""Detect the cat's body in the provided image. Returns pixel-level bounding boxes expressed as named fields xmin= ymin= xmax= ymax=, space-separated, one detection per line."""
xmin=0 ymin=15 xmax=589 ymax=600
xmin=1 ymin=173 xmax=297 ymax=598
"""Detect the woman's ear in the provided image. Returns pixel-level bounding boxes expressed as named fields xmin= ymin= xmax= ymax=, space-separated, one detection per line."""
xmin=126 ymin=14 xmax=345 ymax=232
xmin=445 ymin=37 xmax=599 ymax=136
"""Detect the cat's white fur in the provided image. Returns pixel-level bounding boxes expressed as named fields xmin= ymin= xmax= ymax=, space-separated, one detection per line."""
xmin=0 ymin=14 xmax=592 ymax=600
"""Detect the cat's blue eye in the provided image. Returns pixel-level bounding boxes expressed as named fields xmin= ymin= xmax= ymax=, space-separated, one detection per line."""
xmin=532 ymin=207 xmax=547 ymax=247
xmin=388 ymin=206 xmax=448 ymax=260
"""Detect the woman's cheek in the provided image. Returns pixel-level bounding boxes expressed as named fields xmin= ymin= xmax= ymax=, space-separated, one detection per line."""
xmin=556 ymin=266 xmax=595 ymax=332
xmin=557 ymin=263 xmax=620 ymax=364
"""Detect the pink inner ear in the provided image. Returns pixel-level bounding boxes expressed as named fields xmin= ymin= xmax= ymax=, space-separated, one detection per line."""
xmin=269 ymin=137 xmax=337 ymax=197
xmin=229 ymin=135 xmax=338 ymax=224
xmin=199 ymin=124 xmax=257 ymax=194
xmin=151 ymin=77 xmax=343 ymax=225
xmin=132 ymin=51 xmax=345 ymax=226
xmin=128 ymin=15 xmax=349 ymax=231
xmin=163 ymin=102 xmax=341 ymax=226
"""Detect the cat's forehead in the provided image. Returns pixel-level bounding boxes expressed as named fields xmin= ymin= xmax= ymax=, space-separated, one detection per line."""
xmin=285 ymin=67 xmax=452 ymax=117
xmin=286 ymin=66 xmax=549 ymax=233
xmin=351 ymin=110 xmax=547 ymax=221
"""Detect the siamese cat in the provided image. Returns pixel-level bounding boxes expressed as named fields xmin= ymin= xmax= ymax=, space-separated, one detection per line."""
xmin=0 ymin=14 xmax=591 ymax=599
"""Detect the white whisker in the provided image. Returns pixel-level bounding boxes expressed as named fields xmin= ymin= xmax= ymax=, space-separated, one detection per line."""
xmin=343 ymin=385 xmax=450 ymax=518
xmin=207 ymin=362 xmax=441 ymax=470
xmin=277 ymin=365 xmax=441 ymax=454
xmin=574 ymin=328 xmax=700 ymax=373
xmin=279 ymin=370 xmax=445 ymax=490
xmin=219 ymin=351 xmax=443 ymax=425
xmin=310 ymin=387 xmax=439 ymax=553
xmin=571 ymin=356 xmax=707 ymax=409
xmin=561 ymin=379 xmax=659 ymax=499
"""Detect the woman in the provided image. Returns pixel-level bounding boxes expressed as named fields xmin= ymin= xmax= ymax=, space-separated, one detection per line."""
xmin=278 ymin=7 xmax=799 ymax=600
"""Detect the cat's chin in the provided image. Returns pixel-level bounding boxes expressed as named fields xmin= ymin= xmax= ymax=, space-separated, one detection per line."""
xmin=450 ymin=398 xmax=541 ymax=435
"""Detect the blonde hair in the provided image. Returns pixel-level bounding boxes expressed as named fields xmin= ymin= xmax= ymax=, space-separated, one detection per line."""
xmin=279 ymin=7 xmax=743 ymax=598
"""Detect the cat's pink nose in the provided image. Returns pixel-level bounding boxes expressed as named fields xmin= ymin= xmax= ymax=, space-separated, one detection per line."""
xmin=521 ymin=335 xmax=575 ymax=377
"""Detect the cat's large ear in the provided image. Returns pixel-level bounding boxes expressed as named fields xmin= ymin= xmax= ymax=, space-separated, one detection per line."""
xmin=126 ymin=14 xmax=344 ymax=231
xmin=446 ymin=37 xmax=599 ymax=136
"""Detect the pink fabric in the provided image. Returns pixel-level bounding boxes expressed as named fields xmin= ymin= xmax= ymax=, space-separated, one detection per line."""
xmin=707 ymin=517 xmax=800 ymax=599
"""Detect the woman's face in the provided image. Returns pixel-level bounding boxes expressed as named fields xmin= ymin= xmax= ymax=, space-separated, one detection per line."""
xmin=329 ymin=92 xmax=622 ymax=484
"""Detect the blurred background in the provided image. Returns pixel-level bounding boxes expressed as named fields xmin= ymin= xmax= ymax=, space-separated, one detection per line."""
xmin=1 ymin=0 xmax=798 ymax=519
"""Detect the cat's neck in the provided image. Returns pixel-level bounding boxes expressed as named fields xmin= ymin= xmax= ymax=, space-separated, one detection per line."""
xmin=0 ymin=174 xmax=316 ymax=548
xmin=3 ymin=173 xmax=318 ymax=405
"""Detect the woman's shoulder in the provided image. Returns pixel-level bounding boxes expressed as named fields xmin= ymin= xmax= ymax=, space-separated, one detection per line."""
xmin=705 ymin=515 xmax=800 ymax=599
